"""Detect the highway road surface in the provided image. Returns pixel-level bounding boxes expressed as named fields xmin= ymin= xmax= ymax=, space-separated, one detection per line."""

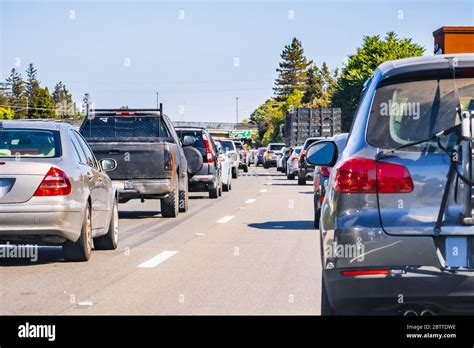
xmin=0 ymin=167 xmax=322 ymax=315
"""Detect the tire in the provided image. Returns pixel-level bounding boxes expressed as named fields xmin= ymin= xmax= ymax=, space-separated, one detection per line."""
xmin=161 ymin=179 xmax=179 ymax=218
xmin=298 ymin=175 xmax=306 ymax=185
xmin=232 ymin=167 xmax=238 ymax=179
xmin=179 ymin=178 xmax=189 ymax=213
xmin=209 ymin=184 xmax=219 ymax=199
xmin=321 ymin=274 xmax=335 ymax=315
xmin=94 ymin=198 xmax=119 ymax=250
xmin=243 ymin=165 xmax=248 ymax=173
xmin=223 ymin=183 xmax=230 ymax=192
xmin=63 ymin=203 xmax=93 ymax=262
xmin=287 ymin=173 xmax=295 ymax=180
xmin=314 ymin=208 xmax=321 ymax=229
xmin=218 ymin=179 xmax=222 ymax=197
xmin=263 ymin=162 xmax=269 ymax=169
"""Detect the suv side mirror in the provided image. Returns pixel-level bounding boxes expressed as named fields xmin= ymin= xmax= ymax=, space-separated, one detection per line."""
xmin=306 ymin=141 xmax=338 ymax=167
xmin=182 ymin=135 xmax=195 ymax=147
xmin=100 ymin=158 xmax=117 ymax=172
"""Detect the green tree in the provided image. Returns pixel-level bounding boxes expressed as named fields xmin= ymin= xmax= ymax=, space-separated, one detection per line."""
xmin=302 ymin=64 xmax=324 ymax=104
xmin=0 ymin=107 xmax=15 ymax=120
xmin=53 ymin=81 xmax=75 ymax=118
xmin=25 ymin=63 xmax=41 ymax=118
xmin=6 ymin=68 xmax=28 ymax=118
xmin=332 ymin=32 xmax=424 ymax=130
xmin=30 ymin=86 xmax=56 ymax=119
xmin=273 ymin=38 xmax=312 ymax=101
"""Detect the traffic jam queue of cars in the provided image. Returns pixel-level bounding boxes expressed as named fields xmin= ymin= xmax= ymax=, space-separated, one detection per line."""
xmin=0 ymin=107 xmax=249 ymax=262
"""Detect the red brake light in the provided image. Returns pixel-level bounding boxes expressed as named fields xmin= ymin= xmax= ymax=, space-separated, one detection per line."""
xmin=115 ymin=111 xmax=135 ymax=115
xmin=34 ymin=167 xmax=71 ymax=196
xmin=334 ymin=158 xmax=413 ymax=194
xmin=267 ymin=150 xmax=274 ymax=154
xmin=202 ymin=133 xmax=214 ymax=163
xmin=341 ymin=269 xmax=390 ymax=276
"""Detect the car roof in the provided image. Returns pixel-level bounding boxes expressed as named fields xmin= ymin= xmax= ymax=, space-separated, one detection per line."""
xmin=0 ymin=120 xmax=71 ymax=131
xmin=377 ymin=53 xmax=474 ymax=79
xmin=175 ymin=127 xmax=206 ymax=131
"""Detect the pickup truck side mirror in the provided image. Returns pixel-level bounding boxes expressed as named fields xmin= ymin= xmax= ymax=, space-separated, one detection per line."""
xmin=182 ymin=135 xmax=195 ymax=147
xmin=306 ymin=141 xmax=338 ymax=167
xmin=100 ymin=158 xmax=117 ymax=172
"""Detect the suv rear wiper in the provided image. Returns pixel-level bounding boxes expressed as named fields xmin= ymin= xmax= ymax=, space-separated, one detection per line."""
xmin=376 ymin=124 xmax=460 ymax=160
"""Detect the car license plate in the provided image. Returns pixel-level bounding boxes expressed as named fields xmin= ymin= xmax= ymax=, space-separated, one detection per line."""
xmin=124 ymin=180 xmax=134 ymax=189
xmin=445 ymin=236 xmax=468 ymax=268
xmin=113 ymin=181 xmax=125 ymax=190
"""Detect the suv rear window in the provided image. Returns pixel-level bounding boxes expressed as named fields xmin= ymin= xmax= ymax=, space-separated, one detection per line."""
xmin=220 ymin=140 xmax=235 ymax=151
xmin=268 ymin=144 xmax=284 ymax=151
xmin=0 ymin=129 xmax=61 ymax=158
xmin=81 ymin=115 xmax=170 ymax=141
xmin=367 ymin=73 xmax=474 ymax=151
xmin=176 ymin=130 xmax=206 ymax=156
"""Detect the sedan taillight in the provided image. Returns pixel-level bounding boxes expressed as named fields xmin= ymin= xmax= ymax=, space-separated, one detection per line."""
xmin=334 ymin=158 xmax=413 ymax=194
xmin=34 ymin=167 xmax=72 ymax=196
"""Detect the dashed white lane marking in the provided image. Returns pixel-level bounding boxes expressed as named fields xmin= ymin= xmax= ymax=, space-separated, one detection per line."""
xmin=217 ymin=215 xmax=235 ymax=223
xmin=245 ymin=199 xmax=256 ymax=204
xmin=138 ymin=251 xmax=178 ymax=268
xmin=77 ymin=302 xmax=94 ymax=307
xmin=195 ymin=233 xmax=205 ymax=236
xmin=260 ymin=189 xmax=267 ymax=193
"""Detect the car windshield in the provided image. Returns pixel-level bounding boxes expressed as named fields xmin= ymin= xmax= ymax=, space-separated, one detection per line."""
xmin=220 ymin=140 xmax=234 ymax=151
xmin=234 ymin=142 xmax=244 ymax=150
xmin=81 ymin=116 xmax=170 ymax=140
xmin=367 ymin=72 xmax=474 ymax=151
xmin=0 ymin=129 xmax=60 ymax=158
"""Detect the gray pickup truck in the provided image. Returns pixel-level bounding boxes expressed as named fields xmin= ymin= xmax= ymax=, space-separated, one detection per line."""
xmin=80 ymin=106 xmax=201 ymax=218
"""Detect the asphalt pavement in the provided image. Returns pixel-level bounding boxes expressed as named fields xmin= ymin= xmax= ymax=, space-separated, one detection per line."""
xmin=0 ymin=166 xmax=322 ymax=315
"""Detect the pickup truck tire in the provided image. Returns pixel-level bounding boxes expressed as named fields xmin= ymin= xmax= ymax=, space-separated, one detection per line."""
xmin=321 ymin=275 xmax=335 ymax=315
xmin=161 ymin=180 xmax=179 ymax=218
xmin=179 ymin=178 xmax=189 ymax=213
xmin=232 ymin=167 xmax=238 ymax=179
xmin=94 ymin=198 xmax=119 ymax=250
xmin=63 ymin=203 xmax=92 ymax=262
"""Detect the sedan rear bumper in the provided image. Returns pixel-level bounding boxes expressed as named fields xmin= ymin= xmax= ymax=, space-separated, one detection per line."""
xmin=0 ymin=208 xmax=83 ymax=244
xmin=325 ymin=267 xmax=474 ymax=315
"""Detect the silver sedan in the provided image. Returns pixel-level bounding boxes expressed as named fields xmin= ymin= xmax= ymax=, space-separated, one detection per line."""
xmin=0 ymin=121 xmax=118 ymax=262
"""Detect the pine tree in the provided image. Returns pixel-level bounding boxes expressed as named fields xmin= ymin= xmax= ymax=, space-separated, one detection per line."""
xmin=25 ymin=63 xmax=40 ymax=118
xmin=6 ymin=68 xmax=28 ymax=118
xmin=273 ymin=38 xmax=312 ymax=101
xmin=30 ymin=86 xmax=56 ymax=119
xmin=302 ymin=64 xmax=324 ymax=104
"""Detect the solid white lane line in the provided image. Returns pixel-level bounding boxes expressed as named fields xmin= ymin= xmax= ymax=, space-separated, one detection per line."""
xmin=217 ymin=215 xmax=234 ymax=223
xmin=138 ymin=251 xmax=178 ymax=268
xmin=245 ymin=199 xmax=256 ymax=204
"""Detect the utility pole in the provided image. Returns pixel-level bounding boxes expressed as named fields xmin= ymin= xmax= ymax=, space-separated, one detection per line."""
xmin=236 ymin=97 xmax=239 ymax=124
xmin=156 ymin=92 xmax=159 ymax=108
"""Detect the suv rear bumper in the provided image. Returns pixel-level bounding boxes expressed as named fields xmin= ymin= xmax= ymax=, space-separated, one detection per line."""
xmin=325 ymin=267 xmax=474 ymax=315
xmin=189 ymin=175 xmax=216 ymax=192
xmin=115 ymin=179 xmax=173 ymax=202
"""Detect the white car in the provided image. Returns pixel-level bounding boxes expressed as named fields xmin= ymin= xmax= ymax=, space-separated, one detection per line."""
xmin=276 ymin=146 xmax=286 ymax=171
xmin=286 ymin=146 xmax=302 ymax=180
xmin=215 ymin=141 xmax=232 ymax=191
xmin=219 ymin=139 xmax=239 ymax=179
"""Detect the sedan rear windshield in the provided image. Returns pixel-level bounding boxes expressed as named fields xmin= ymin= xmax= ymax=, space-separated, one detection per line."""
xmin=367 ymin=72 xmax=474 ymax=151
xmin=220 ymin=141 xmax=235 ymax=151
xmin=81 ymin=116 xmax=170 ymax=141
xmin=0 ymin=129 xmax=61 ymax=158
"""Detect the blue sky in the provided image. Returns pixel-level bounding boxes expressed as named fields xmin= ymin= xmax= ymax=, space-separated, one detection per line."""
xmin=1 ymin=0 xmax=473 ymax=122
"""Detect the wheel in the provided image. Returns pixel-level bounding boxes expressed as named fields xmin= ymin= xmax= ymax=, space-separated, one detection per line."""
xmin=94 ymin=198 xmax=119 ymax=250
xmin=232 ymin=167 xmax=238 ymax=179
xmin=218 ymin=179 xmax=222 ymax=196
xmin=209 ymin=184 xmax=219 ymax=199
xmin=63 ymin=203 xmax=92 ymax=262
xmin=298 ymin=175 xmax=306 ymax=185
xmin=263 ymin=162 xmax=269 ymax=169
xmin=223 ymin=183 xmax=230 ymax=192
xmin=321 ymin=274 xmax=335 ymax=315
xmin=179 ymin=178 xmax=189 ymax=213
xmin=287 ymin=173 xmax=295 ymax=180
xmin=161 ymin=179 xmax=179 ymax=217
xmin=243 ymin=165 xmax=248 ymax=173
xmin=229 ymin=182 xmax=232 ymax=190
xmin=314 ymin=208 xmax=321 ymax=229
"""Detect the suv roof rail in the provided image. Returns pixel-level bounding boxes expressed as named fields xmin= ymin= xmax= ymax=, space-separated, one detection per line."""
xmin=91 ymin=103 xmax=164 ymax=115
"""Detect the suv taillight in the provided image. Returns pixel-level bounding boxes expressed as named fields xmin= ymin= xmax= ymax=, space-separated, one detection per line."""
xmin=164 ymin=144 xmax=173 ymax=171
xmin=202 ymin=132 xmax=214 ymax=164
xmin=34 ymin=167 xmax=72 ymax=196
xmin=334 ymin=158 xmax=413 ymax=194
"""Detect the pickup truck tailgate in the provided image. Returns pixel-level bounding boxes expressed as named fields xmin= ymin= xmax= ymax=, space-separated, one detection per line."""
xmin=88 ymin=142 xmax=166 ymax=180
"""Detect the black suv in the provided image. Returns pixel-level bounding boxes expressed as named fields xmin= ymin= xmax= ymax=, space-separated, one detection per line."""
xmin=176 ymin=127 xmax=222 ymax=199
